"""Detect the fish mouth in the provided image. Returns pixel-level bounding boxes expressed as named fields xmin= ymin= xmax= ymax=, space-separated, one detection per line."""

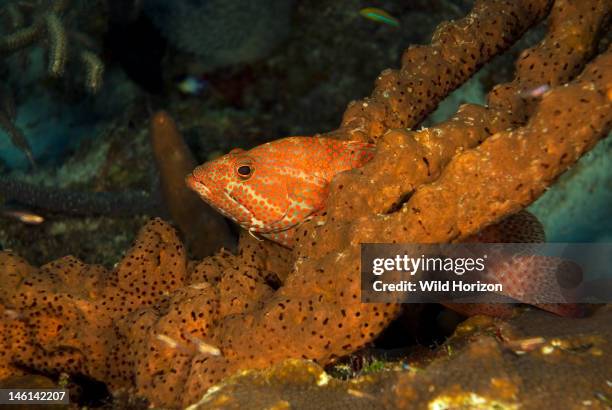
xmin=186 ymin=173 xmax=212 ymax=198
xmin=185 ymin=172 xmax=197 ymax=189
xmin=197 ymin=183 xmax=212 ymax=198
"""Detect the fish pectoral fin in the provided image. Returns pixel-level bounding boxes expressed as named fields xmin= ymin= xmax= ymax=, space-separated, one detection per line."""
xmin=247 ymin=229 xmax=264 ymax=242
xmin=259 ymin=229 xmax=295 ymax=248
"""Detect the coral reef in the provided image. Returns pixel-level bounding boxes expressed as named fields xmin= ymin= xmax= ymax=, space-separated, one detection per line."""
xmin=320 ymin=0 xmax=609 ymax=233
xmin=187 ymin=307 xmax=612 ymax=409
xmin=0 ymin=107 xmax=235 ymax=265
xmin=0 ymin=111 xmax=236 ymax=263
xmin=0 ymin=85 xmax=35 ymax=167
xmin=143 ymin=0 xmax=293 ymax=71
xmin=0 ymin=0 xmax=105 ymax=93
xmin=0 ymin=110 xmax=155 ymax=267
xmin=0 ymin=0 xmax=611 ymax=408
xmin=325 ymin=0 xmax=553 ymax=143
xmin=0 ymin=0 xmax=141 ymax=170
xmin=0 ymin=0 xmax=112 ymax=169
xmin=0 ymin=218 xmax=292 ymax=404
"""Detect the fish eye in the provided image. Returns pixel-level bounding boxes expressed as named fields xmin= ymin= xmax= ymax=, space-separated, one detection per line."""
xmin=236 ymin=164 xmax=253 ymax=179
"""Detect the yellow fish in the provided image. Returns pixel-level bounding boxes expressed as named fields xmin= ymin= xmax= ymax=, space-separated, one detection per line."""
xmin=359 ymin=7 xmax=400 ymax=27
xmin=1 ymin=208 xmax=44 ymax=225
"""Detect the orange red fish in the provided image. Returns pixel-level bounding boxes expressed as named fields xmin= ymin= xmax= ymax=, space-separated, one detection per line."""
xmin=187 ymin=136 xmax=375 ymax=247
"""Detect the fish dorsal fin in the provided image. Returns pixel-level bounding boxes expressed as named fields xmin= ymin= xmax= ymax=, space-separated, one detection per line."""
xmin=345 ymin=140 xmax=376 ymax=151
xmin=342 ymin=140 xmax=376 ymax=167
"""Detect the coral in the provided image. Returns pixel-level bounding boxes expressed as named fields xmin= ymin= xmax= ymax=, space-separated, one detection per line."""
xmin=0 ymin=0 xmax=611 ymax=408
xmin=0 ymin=0 xmax=107 ymax=166
xmin=323 ymin=0 xmax=608 ymax=220
xmin=0 ymin=85 xmax=34 ymax=167
xmin=149 ymin=111 xmax=236 ymax=257
xmin=186 ymin=307 xmax=612 ymax=409
xmin=143 ymin=0 xmax=293 ymax=71
xmin=0 ymin=0 xmax=105 ymax=92
xmin=0 ymin=218 xmax=291 ymax=404
xmin=325 ymin=0 xmax=554 ymax=143
xmin=344 ymin=51 xmax=611 ymax=245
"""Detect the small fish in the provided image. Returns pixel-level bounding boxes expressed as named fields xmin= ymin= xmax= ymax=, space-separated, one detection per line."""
xmin=176 ymin=75 xmax=208 ymax=96
xmin=359 ymin=7 xmax=400 ymax=28
xmin=2 ymin=208 xmax=44 ymax=225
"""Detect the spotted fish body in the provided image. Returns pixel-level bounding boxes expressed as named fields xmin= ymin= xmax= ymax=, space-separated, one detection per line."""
xmin=186 ymin=136 xmax=376 ymax=247
xmin=448 ymin=211 xmax=584 ymax=318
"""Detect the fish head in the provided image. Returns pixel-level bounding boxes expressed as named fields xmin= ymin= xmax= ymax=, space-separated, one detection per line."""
xmin=187 ymin=148 xmax=292 ymax=232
